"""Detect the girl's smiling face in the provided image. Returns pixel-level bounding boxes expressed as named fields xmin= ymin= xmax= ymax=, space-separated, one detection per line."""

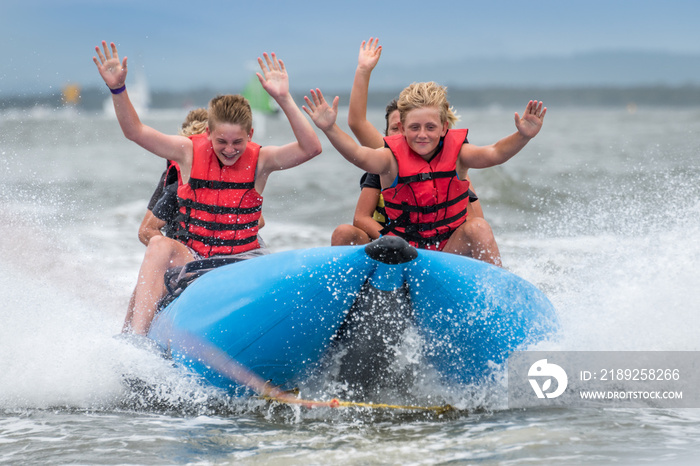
xmin=399 ymin=106 xmax=449 ymax=158
xmin=208 ymin=123 xmax=253 ymax=166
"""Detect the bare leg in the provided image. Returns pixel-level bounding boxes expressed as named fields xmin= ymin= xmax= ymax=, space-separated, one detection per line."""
xmin=125 ymin=236 xmax=195 ymax=335
xmin=442 ymin=217 xmax=502 ymax=267
xmin=331 ymin=224 xmax=372 ymax=246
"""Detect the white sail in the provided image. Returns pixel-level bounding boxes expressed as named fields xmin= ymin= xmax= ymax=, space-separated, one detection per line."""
xmin=103 ymin=73 xmax=150 ymax=117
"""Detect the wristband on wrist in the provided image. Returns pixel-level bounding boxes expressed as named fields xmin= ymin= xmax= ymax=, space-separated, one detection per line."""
xmin=109 ymin=84 xmax=126 ymax=95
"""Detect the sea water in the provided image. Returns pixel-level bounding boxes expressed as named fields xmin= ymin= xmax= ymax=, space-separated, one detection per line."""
xmin=1 ymin=103 xmax=700 ymax=464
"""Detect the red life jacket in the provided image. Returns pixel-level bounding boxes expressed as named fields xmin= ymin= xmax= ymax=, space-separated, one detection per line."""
xmin=381 ymin=129 xmax=471 ymax=250
xmin=175 ymin=133 xmax=263 ymax=257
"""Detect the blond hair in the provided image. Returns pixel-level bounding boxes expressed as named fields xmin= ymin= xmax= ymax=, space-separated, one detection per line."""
xmin=207 ymin=95 xmax=253 ymax=132
xmin=178 ymin=108 xmax=208 ymax=137
xmin=397 ymin=82 xmax=459 ymax=128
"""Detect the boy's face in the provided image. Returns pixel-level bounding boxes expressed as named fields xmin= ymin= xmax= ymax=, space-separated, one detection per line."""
xmin=399 ymin=106 xmax=448 ymax=158
xmin=208 ymin=123 xmax=254 ymax=166
xmin=386 ymin=110 xmax=401 ymax=136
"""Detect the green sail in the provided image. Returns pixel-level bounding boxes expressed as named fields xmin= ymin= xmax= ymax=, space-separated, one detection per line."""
xmin=242 ymin=76 xmax=278 ymax=114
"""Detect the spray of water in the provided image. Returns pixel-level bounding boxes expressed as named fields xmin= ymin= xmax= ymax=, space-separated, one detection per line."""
xmin=1 ymin=155 xmax=698 ymax=416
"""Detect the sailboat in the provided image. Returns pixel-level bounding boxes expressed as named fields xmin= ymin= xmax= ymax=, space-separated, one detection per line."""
xmin=242 ymin=75 xmax=279 ymax=137
xmin=103 ymin=73 xmax=150 ymax=117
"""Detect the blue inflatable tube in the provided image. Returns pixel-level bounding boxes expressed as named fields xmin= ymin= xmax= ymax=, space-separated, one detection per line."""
xmin=148 ymin=236 xmax=558 ymax=393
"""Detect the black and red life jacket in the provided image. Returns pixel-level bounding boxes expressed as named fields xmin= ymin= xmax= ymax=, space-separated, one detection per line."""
xmin=175 ymin=133 xmax=262 ymax=257
xmin=381 ymin=129 xmax=471 ymax=250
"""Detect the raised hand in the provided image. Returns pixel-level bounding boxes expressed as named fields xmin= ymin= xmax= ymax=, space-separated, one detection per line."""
xmin=514 ymin=100 xmax=547 ymax=139
xmin=357 ymin=37 xmax=382 ymax=72
xmin=256 ymin=52 xmax=288 ymax=101
xmin=303 ymin=89 xmax=339 ymax=132
xmin=93 ymin=41 xmax=127 ymax=90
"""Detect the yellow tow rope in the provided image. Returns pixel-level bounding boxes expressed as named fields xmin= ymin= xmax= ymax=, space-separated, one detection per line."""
xmin=258 ymin=389 xmax=458 ymax=415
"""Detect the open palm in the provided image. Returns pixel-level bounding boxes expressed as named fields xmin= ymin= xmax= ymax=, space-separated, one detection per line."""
xmin=358 ymin=37 xmax=382 ymax=72
xmin=257 ymin=52 xmax=288 ymax=100
xmin=303 ymin=89 xmax=338 ymax=131
xmin=515 ymin=100 xmax=547 ymax=139
xmin=93 ymin=41 xmax=127 ymax=89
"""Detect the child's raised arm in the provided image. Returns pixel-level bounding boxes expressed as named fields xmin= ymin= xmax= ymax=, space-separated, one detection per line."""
xmin=304 ymin=89 xmax=395 ymax=176
xmin=92 ymin=41 xmax=191 ymax=165
xmin=256 ymin=52 xmax=322 ymax=172
xmin=348 ymin=37 xmax=384 ymax=148
xmin=457 ymin=100 xmax=546 ymax=177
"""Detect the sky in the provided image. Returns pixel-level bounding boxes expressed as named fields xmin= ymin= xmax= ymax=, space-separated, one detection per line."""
xmin=2 ymin=0 xmax=700 ymax=97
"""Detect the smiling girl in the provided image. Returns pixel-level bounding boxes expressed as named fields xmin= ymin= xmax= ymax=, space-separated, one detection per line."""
xmin=93 ymin=41 xmax=321 ymax=335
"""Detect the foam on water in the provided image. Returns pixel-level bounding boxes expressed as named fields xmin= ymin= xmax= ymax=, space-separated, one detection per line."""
xmin=507 ymin=166 xmax=700 ymax=353
xmin=0 ymin=207 xmax=199 ymax=411
xmin=0 ymin=265 xmax=122 ymax=409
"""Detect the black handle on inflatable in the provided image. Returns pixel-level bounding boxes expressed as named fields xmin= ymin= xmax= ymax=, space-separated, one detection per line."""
xmin=364 ymin=236 xmax=418 ymax=264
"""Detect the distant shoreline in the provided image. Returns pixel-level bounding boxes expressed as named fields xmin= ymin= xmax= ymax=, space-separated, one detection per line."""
xmin=3 ymin=84 xmax=700 ymax=111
